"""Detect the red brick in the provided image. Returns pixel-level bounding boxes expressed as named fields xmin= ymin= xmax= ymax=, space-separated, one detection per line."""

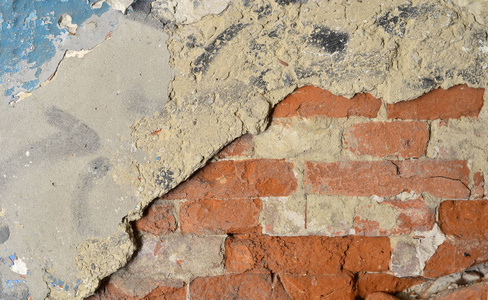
xmin=423 ymin=239 xmax=488 ymax=278
xmin=304 ymin=161 xmax=400 ymax=197
xmin=357 ymin=273 xmax=426 ymax=299
xmin=134 ymin=202 xmax=178 ymax=236
xmin=224 ymin=235 xmax=390 ymax=274
xmin=224 ymin=241 xmax=255 ymax=274
xmin=304 ymin=160 xmax=470 ymax=199
xmin=189 ymin=274 xmax=274 ymax=300
xmin=88 ymin=282 xmax=186 ymax=300
xmin=344 ymin=121 xmax=429 ymax=158
xmin=279 ymin=274 xmax=355 ymax=300
xmin=343 ymin=236 xmax=391 ymax=272
xmin=354 ymin=198 xmax=436 ymax=236
xmin=180 ymin=199 xmax=261 ymax=234
xmin=365 ymin=292 xmax=400 ymax=300
xmin=164 ymin=159 xmax=297 ymax=200
xmin=438 ymin=200 xmax=488 ymax=239
xmin=473 ymin=172 xmax=484 ymax=199
xmin=143 ymin=284 xmax=187 ymax=300
xmin=273 ymin=86 xmax=382 ymax=118
xmin=387 ymin=85 xmax=484 ymax=120
xmin=434 ymin=281 xmax=488 ymax=300
xmin=217 ymin=134 xmax=254 ymax=159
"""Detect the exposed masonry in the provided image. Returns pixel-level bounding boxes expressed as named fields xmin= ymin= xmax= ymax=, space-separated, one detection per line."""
xmin=89 ymin=84 xmax=488 ymax=299
xmin=3 ymin=0 xmax=488 ymax=298
xmin=80 ymin=0 xmax=488 ymax=298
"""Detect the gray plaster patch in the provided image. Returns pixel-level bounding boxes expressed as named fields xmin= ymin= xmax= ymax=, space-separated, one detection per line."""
xmin=0 ymin=15 xmax=171 ymax=299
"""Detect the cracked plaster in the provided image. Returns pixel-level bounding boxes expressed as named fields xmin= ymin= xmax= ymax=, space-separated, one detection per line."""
xmin=1 ymin=0 xmax=488 ymax=299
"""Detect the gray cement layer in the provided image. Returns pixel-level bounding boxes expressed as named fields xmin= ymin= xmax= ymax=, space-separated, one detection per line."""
xmin=0 ymin=15 xmax=171 ymax=299
xmin=1 ymin=0 xmax=488 ymax=299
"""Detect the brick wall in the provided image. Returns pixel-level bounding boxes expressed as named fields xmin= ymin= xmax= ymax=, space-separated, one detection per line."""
xmin=90 ymin=84 xmax=487 ymax=299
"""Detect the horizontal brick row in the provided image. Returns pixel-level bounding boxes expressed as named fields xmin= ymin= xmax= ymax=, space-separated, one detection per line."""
xmin=90 ymin=268 xmax=426 ymax=300
xmin=163 ymin=159 xmax=297 ymax=200
xmin=134 ymin=159 xmax=475 ymax=236
xmin=272 ymin=85 xmax=382 ymax=118
xmin=273 ymin=84 xmax=484 ymax=120
xmin=225 ymin=234 xmax=391 ymax=274
xmin=304 ymin=160 xmax=470 ymax=199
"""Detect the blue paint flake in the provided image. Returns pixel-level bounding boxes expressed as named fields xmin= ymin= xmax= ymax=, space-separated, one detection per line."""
xmin=0 ymin=0 xmax=111 ymax=99
xmin=21 ymin=79 xmax=39 ymax=91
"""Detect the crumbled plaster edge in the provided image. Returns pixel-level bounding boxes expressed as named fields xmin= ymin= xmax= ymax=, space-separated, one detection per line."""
xmin=73 ymin=0 xmax=488 ymax=298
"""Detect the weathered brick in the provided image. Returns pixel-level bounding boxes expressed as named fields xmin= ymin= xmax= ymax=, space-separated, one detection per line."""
xmin=143 ymin=284 xmax=187 ymax=300
xmin=279 ymin=274 xmax=355 ymax=300
xmin=273 ymin=85 xmax=381 ymax=118
xmin=438 ymin=200 xmax=488 ymax=239
xmin=354 ymin=198 xmax=435 ymax=236
xmin=343 ymin=236 xmax=391 ymax=272
xmin=180 ymin=198 xmax=261 ymax=234
xmin=423 ymin=239 xmax=488 ymax=278
xmin=122 ymin=236 xmax=224 ymax=280
xmin=190 ymin=274 xmax=274 ymax=300
xmin=106 ymin=270 xmax=186 ymax=299
xmin=306 ymin=194 xmax=357 ymax=236
xmin=304 ymin=161 xmax=401 ymax=197
xmin=217 ymin=134 xmax=253 ymax=158
xmin=357 ymin=273 xmax=425 ymax=299
xmin=224 ymin=235 xmax=390 ymax=274
xmin=344 ymin=121 xmax=429 ymax=158
xmin=473 ymin=172 xmax=485 ymax=199
xmin=304 ymin=160 xmax=470 ymax=199
xmin=88 ymin=281 xmax=186 ymax=300
xmin=164 ymin=159 xmax=297 ymax=200
xmin=365 ymin=292 xmax=400 ymax=300
xmin=387 ymin=85 xmax=484 ymax=120
xmin=390 ymin=241 xmax=422 ymax=277
xmin=134 ymin=201 xmax=178 ymax=236
xmin=260 ymin=195 xmax=306 ymax=235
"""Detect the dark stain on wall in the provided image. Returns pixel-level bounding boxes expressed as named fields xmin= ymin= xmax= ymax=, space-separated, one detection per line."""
xmin=192 ymin=23 xmax=248 ymax=74
xmin=155 ymin=168 xmax=174 ymax=190
xmin=275 ymin=0 xmax=307 ymax=5
xmin=74 ymin=157 xmax=111 ymax=235
xmin=308 ymin=25 xmax=349 ymax=54
xmin=254 ymin=4 xmax=271 ymax=19
xmin=0 ymin=107 xmax=100 ymax=190
xmin=0 ymin=222 xmax=9 ymax=244
xmin=378 ymin=3 xmax=433 ymax=37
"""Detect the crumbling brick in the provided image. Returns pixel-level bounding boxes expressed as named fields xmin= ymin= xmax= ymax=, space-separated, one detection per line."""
xmin=387 ymin=85 xmax=484 ymax=120
xmin=272 ymin=85 xmax=382 ymax=118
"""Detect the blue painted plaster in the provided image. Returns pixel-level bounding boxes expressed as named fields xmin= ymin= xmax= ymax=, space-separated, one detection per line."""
xmin=0 ymin=0 xmax=110 ymax=102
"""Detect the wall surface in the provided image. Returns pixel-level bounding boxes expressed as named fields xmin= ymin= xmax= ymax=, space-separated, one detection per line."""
xmin=91 ymin=85 xmax=488 ymax=299
xmin=0 ymin=0 xmax=488 ymax=299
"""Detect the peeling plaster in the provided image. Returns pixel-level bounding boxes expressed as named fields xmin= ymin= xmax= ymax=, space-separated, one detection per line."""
xmin=0 ymin=0 xmax=487 ymax=299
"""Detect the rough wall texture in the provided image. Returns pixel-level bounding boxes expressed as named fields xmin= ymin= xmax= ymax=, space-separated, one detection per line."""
xmin=90 ymin=85 xmax=488 ymax=299
xmin=2 ymin=0 xmax=488 ymax=298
